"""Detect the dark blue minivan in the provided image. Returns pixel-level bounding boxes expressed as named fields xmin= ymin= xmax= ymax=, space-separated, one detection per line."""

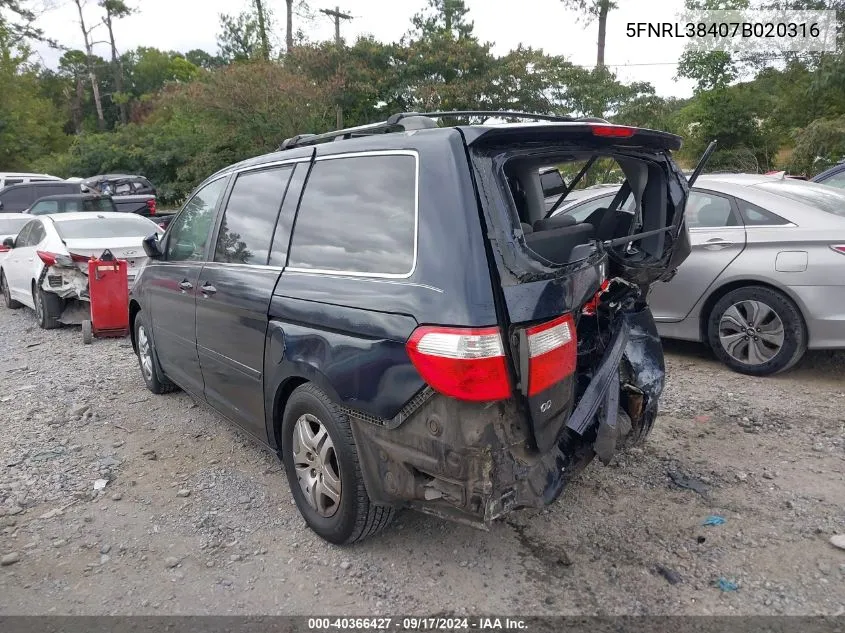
xmin=130 ymin=112 xmax=691 ymax=544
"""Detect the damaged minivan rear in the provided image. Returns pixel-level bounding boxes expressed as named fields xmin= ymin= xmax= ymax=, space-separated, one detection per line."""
xmin=130 ymin=112 xmax=691 ymax=545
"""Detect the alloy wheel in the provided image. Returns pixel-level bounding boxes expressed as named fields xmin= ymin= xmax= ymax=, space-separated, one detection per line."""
xmin=137 ymin=325 xmax=154 ymax=383
xmin=718 ymin=299 xmax=785 ymax=365
xmin=291 ymin=413 xmax=342 ymax=518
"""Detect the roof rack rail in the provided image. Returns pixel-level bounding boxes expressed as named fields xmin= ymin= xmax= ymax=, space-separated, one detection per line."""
xmin=278 ymin=110 xmax=613 ymax=150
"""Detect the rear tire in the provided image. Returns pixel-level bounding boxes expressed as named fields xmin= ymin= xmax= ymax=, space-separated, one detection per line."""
xmin=33 ymin=284 xmax=63 ymax=329
xmin=134 ymin=311 xmax=177 ymax=394
xmin=707 ymin=285 xmax=806 ymax=376
xmin=281 ymin=383 xmax=394 ymax=545
xmin=1 ymin=272 xmax=22 ymax=309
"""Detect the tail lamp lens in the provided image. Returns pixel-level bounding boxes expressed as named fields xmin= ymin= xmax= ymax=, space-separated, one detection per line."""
xmin=525 ymin=314 xmax=577 ymax=396
xmin=406 ymin=326 xmax=511 ymax=402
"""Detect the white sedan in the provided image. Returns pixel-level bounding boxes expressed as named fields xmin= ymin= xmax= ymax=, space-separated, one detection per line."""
xmin=0 ymin=212 xmax=162 ymax=329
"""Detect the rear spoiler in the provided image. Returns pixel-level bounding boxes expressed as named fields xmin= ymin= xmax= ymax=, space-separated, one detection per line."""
xmin=461 ymin=122 xmax=682 ymax=151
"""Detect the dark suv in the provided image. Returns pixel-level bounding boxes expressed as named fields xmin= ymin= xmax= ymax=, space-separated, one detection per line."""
xmin=130 ymin=111 xmax=691 ymax=544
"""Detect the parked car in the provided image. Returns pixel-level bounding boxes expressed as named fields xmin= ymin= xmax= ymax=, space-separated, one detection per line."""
xmin=81 ymin=174 xmax=163 ymax=219
xmin=812 ymin=160 xmax=845 ymax=190
xmin=1 ymin=212 xmax=162 ymax=329
xmin=0 ymin=172 xmax=62 ymax=190
xmin=0 ymin=181 xmax=81 ymax=213
xmin=547 ymin=174 xmax=845 ymax=375
xmin=25 ymin=194 xmax=117 ymax=215
xmin=129 ymin=111 xmax=691 ymax=544
xmin=0 ymin=215 xmax=31 ymax=253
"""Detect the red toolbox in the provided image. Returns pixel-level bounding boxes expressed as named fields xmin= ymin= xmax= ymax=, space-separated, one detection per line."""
xmin=82 ymin=249 xmax=129 ymax=344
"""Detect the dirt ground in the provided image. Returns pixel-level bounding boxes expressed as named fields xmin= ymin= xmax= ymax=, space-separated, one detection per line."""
xmin=1 ymin=304 xmax=844 ymax=616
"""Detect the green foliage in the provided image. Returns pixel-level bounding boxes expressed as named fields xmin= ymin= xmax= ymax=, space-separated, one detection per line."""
xmin=0 ymin=25 xmax=68 ymax=169
xmin=789 ymin=116 xmax=845 ymax=175
xmin=217 ymin=11 xmax=261 ymax=64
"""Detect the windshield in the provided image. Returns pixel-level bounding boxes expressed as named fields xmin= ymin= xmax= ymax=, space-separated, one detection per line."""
xmin=754 ymin=180 xmax=845 ymax=218
xmin=53 ymin=216 xmax=158 ymax=240
xmin=0 ymin=215 xmax=31 ymax=235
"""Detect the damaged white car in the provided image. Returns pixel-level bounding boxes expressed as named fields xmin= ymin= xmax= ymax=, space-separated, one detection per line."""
xmin=0 ymin=212 xmax=162 ymax=329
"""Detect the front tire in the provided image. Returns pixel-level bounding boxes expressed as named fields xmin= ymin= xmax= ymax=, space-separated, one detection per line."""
xmin=33 ymin=284 xmax=63 ymax=329
xmin=1 ymin=272 xmax=22 ymax=309
xmin=281 ymin=383 xmax=394 ymax=545
xmin=134 ymin=311 xmax=176 ymax=394
xmin=707 ymin=286 xmax=806 ymax=376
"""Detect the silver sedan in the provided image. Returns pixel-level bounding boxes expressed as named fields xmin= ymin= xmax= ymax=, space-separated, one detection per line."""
xmin=551 ymin=174 xmax=845 ymax=375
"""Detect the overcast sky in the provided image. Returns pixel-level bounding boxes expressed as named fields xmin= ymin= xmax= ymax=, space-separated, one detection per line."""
xmin=32 ymin=0 xmax=696 ymax=98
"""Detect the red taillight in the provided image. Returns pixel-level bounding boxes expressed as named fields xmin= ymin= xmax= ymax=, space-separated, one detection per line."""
xmin=37 ymin=250 xmax=57 ymax=266
xmin=37 ymin=251 xmax=77 ymax=267
xmin=590 ymin=124 xmax=635 ymax=138
xmin=0 ymin=245 xmax=9 ymax=253
xmin=406 ymin=326 xmax=511 ymax=402
xmin=525 ymin=314 xmax=577 ymax=396
xmin=147 ymin=198 xmax=156 ymax=215
xmin=69 ymin=252 xmax=92 ymax=263
xmin=831 ymin=245 xmax=845 ymax=255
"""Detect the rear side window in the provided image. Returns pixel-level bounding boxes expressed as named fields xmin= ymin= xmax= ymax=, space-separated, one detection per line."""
xmin=289 ymin=154 xmax=417 ymax=275
xmin=31 ymin=200 xmax=59 ymax=215
xmin=82 ymin=198 xmax=114 ymax=212
xmin=29 ymin=222 xmax=46 ymax=244
xmin=4 ymin=178 xmax=23 ymax=187
xmin=686 ymin=191 xmax=738 ymax=228
xmin=755 ymin=180 xmax=845 ymax=218
xmin=736 ymin=200 xmax=790 ymax=226
xmin=0 ymin=187 xmax=33 ymax=209
xmin=214 ymin=166 xmax=293 ymax=266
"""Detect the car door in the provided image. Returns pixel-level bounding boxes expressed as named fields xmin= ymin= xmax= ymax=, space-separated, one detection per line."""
xmin=0 ymin=186 xmax=34 ymax=213
xmin=146 ymin=176 xmax=229 ymax=397
xmin=195 ymin=162 xmax=301 ymax=438
xmin=4 ymin=220 xmax=42 ymax=305
xmin=648 ymin=189 xmax=747 ymax=321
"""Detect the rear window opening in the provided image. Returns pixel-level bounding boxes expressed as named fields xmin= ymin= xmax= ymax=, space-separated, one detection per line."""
xmin=495 ymin=148 xmax=683 ymax=271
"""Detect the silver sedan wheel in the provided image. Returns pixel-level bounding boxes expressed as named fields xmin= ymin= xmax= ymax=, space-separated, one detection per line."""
xmin=718 ymin=299 xmax=785 ymax=366
xmin=292 ymin=413 xmax=341 ymax=518
xmin=137 ymin=325 xmax=154 ymax=383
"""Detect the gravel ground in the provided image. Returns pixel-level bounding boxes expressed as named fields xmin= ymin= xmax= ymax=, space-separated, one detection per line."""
xmin=1 ymin=303 xmax=844 ymax=615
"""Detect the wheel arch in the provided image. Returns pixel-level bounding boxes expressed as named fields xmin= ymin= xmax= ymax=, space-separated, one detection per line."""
xmin=271 ymin=376 xmax=310 ymax=450
xmin=698 ymin=278 xmax=808 ymax=342
xmin=129 ymin=299 xmax=142 ymax=352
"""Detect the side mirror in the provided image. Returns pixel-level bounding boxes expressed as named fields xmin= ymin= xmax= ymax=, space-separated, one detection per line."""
xmin=142 ymin=233 xmax=164 ymax=259
xmin=2 ymin=237 xmax=14 ymax=249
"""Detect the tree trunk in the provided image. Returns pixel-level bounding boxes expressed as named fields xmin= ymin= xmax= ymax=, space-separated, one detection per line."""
xmin=103 ymin=12 xmax=127 ymax=125
xmin=285 ymin=0 xmax=294 ymax=52
xmin=73 ymin=0 xmax=106 ymax=130
xmin=254 ymin=0 xmax=270 ymax=60
xmin=596 ymin=0 xmax=608 ymax=68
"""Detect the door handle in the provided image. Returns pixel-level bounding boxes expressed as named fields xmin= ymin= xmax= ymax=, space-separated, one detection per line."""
xmin=703 ymin=238 xmax=735 ymax=250
xmin=200 ymin=283 xmax=217 ymax=296
xmin=179 ymin=280 xmax=193 ymax=291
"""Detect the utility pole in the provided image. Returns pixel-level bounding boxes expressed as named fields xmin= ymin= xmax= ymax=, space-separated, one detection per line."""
xmin=319 ymin=6 xmax=353 ymax=129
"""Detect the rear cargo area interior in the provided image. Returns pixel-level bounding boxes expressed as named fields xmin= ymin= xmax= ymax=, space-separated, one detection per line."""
xmin=503 ymin=152 xmax=664 ymax=266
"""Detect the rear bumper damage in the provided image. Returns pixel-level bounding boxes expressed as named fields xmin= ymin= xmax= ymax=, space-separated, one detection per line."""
xmin=350 ymin=305 xmax=665 ymax=527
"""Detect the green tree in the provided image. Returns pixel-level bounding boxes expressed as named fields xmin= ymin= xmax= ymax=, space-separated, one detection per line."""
xmin=559 ymin=0 xmax=616 ymax=67
xmin=217 ymin=11 xmax=260 ymax=63
xmin=100 ymin=0 xmax=134 ymax=125
xmin=185 ymin=48 xmax=225 ymax=70
xmin=0 ymin=26 xmax=67 ymax=169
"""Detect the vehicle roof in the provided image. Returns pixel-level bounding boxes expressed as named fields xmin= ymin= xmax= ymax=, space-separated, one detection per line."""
xmin=0 ymin=172 xmax=61 ymax=179
xmin=46 ymin=211 xmax=143 ymax=222
xmin=34 ymin=193 xmax=110 ymax=201
xmin=84 ymin=174 xmax=146 ymax=181
xmin=1 ymin=181 xmax=78 ymax=190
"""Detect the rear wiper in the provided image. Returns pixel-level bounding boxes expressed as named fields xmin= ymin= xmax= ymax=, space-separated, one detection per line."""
xmin=545 ymin=155 xmax=597 ymax=218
